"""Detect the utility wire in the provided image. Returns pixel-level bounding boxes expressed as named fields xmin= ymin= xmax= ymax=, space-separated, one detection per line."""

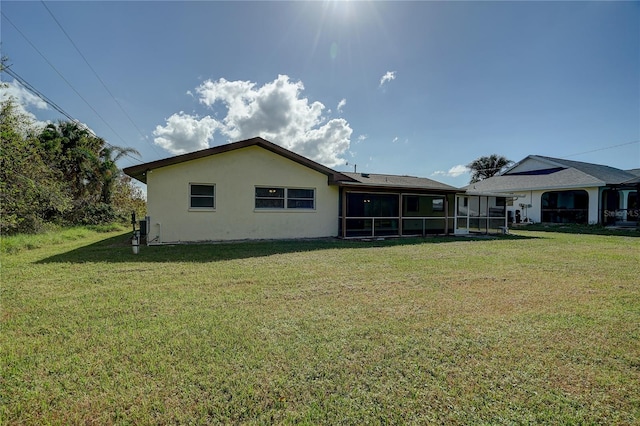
xmin=3 ymin=66 xmax=142 ymax=166
xmin=467 ymin=141 xmax=640 ymax=173
xmin=3 ymin=66 xmax=75 ymax=123
xmin=40 ymin=1 xmax=162 ymax=156
xmin=1 ymin=10 xmax=141 ymax=163
xmin=560 ymin=140 xmax=640 ymax=160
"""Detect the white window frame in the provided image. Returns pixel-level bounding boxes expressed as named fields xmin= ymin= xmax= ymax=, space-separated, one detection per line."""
xmin=189 ymin=183 xmax=215 ymax=210
xmin=255 ymin=187 xmax=316 ymax=210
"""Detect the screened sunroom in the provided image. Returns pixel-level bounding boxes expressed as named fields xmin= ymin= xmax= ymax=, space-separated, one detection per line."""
xmin=336 ymin=173 xmax=509 ymax=238
xmin=454 ymin=194 xmax=509 ymax=234
xmin=338 ymin=190 xmax=456 ymax=238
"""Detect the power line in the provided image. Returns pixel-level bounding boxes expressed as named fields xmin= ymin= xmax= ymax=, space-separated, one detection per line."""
xmin=3 ymin=66 xmax=142 ymax=166
xmin=3 ymin=66 xmax=75 ymax=123
xmin=561 ymin=140 xmax=640 ymax=159
xmin=1 ymin=11 xmax=141 ymax=163
xmin=458 ymin=140 xmax=640 ymax=175
xmin=40 ymin=1 xmax=162 ymax=157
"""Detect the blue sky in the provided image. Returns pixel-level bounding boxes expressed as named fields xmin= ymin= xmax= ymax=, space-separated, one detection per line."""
xmin=2 ymin=1 xmax=639 ymax=187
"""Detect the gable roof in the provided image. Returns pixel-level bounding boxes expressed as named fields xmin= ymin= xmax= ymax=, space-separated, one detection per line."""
xmin=466 ymin=155 xmax=639 ymax=193
xmin=341 ymin=172 xmax=458 ymax=192
xmin=518 ymin=156 xmax=637 ymax=184
xmin=123 ymin=137 xmax=356 ymax=184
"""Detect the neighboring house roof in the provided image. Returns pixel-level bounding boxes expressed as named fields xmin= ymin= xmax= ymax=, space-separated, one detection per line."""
xmin=526 ymin=156 xmax=636 ymax=185
xmin=626 ymin=169 xmax=640 ymax=184
xmin=341 ymin=172 xmax=458 ymax=192
xmin=466 ymin=155 xmax=638 ymax=193
xmin=123 ymin=137 xmax=356 ymax=184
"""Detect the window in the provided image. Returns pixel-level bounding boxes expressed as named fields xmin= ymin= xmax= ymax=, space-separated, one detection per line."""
xmin=406 ymin=196 xmax=419 ymax=213
xmin=190 ymin=184 xmax=215 ymax=209
xmin=541 ymin=190 xmax=588 ymax=224
xmin=287 ymin=188 xmax=315 ymax=209
xmin=402 ymin=195 xmax=446 ymax=217
xmin=346 ymin=193 xmax=399 ymax=217
xmin=255 ymin=187 xmax=285 ymax=208
xmin=255 ymin=187 xmax=315 ymax=209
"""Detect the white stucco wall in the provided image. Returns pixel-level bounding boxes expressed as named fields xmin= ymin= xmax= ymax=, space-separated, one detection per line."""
xmin=146 ymin=146 xmax=339 ymax=243
xmin=509 ymin=190 xmax=538 ymax=223
xmin=508 ymin=158 xmax=555 ymax=174
xmin=507 ymin=187 xmax=600 ymax=224
xmin=586 ymin=187 xmax=600 ymax=224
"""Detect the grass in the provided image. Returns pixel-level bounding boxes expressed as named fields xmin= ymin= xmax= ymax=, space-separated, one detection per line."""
xmin=1 ymin=228 xmax=639 ymax=424
xmin=513 ymin=222 xmax=640 ymax=237
xmin=0 ymin=224 xmax=126 ymax=255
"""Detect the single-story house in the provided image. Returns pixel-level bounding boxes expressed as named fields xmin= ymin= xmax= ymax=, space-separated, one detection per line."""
xmin=465 ymin=155 xmax=640 ymax=226
xmin=123 ymin=137 xmax=508 ymax=244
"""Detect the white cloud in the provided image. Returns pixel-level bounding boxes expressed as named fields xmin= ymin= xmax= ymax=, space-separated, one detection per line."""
xmin=379 ymin=71 xmax=396 ymax=87
xmin=153 ymin=112 xmax=218 ymax=154
xmin=356 ymin=134 xmax=367 ymax=144
xmin=392 ymin=136 xmax=399 ymax=143
xmin=337 ymin=98 xmax=346 ymax=113
xmin=432 ymin=164 xmax=469 ymax=178
xmin=188 ymin=74 xmax=352 ymax=167
xmin=0 ymin=80 xmax=49 ymax=128
xmin=1 ymin=80 xmax=48 ymax=110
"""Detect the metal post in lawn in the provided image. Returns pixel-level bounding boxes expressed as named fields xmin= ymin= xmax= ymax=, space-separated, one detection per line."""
xmin=131 ymin=211 xmax=139 ymax=254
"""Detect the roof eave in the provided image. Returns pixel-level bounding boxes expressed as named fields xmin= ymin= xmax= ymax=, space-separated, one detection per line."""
xmin=337 ymin=181 xmax=458 ymax=192
xmin=123 ymin=137 xmax=357 ymax=185
xmin=470 ymin=182 xmax=607 ymax=192
xmin=464 ymin=191 xmax=522 ymax=198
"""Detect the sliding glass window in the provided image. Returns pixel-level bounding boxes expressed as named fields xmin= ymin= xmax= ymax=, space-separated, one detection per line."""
xmin=255 ymin=187 xmax=315 ymax=210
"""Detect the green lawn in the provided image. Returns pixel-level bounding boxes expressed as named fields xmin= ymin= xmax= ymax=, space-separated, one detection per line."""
xmin=2 ymin=229 xmax=639 ymax=424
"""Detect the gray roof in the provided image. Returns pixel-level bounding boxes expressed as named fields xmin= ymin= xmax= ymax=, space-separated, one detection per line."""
xmin=341 ymin=172 xmax=458 ymax=191
xmin=529 ymin=156 xmax=636 ymax=184
xmin=621 ymin=168 xmax=640 ymax=184
xmin=465 ymin=155 xmax=638 ymax=193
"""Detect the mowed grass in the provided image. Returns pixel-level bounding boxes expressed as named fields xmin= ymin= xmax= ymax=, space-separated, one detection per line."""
xmin=1 ymin=229 xmax=639 ymax=424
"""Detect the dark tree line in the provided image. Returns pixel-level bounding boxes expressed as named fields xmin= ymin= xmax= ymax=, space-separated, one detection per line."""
xmin=1 ymin=97 xmax=146 ymax=235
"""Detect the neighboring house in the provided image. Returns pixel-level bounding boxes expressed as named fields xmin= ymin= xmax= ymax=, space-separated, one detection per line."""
xmin=465 ymin=155 xmax=640 ymax=226
xmin=124 ymin=137 xmax=508 ymax=244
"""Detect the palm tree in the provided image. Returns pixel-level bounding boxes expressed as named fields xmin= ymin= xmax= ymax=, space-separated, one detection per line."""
xmin=85 ymin=143 xmax=140 ymax=204
xmin=466 ymin=154 xmax=513 ymax=184
xmin=96 ymin=145 xmax=140 ymax=204
xmin=38 ymin=121 xmax=104 ymax=201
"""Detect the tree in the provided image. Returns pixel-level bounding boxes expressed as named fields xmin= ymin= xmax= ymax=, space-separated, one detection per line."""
xmin=38 ymin=121 xmax=104 ymax=204
xmin=70 ymin=143 xmax=140 ymax=224
xmin=0 ymin=98 xmax=70 ymax=234
xmin=1 ymin=64 xmax=146 ymax=231
xmin=37 ymin=121 xmax=120 ymax=224
xmin=111 ymin=174 xmax=146 ymax=222
xmin=466 ymin=154 xmax=513 ymax=184
xmin=95 ymin=145 xmax=140 ymax=205
xmin=35 ymin=120 xmax=146 ymax=226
